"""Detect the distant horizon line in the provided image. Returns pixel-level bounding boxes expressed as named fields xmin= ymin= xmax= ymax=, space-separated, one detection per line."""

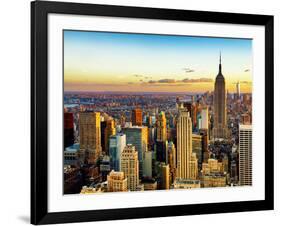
xmin=64 ymin=90 xmax=252 ymax=95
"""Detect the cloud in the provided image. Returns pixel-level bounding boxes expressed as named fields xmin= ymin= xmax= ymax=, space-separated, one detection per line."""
xmin=232 ymin=81 xmax=252 ymax=85
xmin=148 ymin=80 xmax=157 ymax=84
xmin=133 ymin=74 xmax=153 ymax=80
xmin=181 ymin=78 xmax=213 ymax=83
xmin=133 ymin=74 xmax=143 ymax=78
xmin=158 ymin=79 xmax=176 ymax=83
xmin=147 ymin=79 xmax=176 ymax=84
xmin=240 ymin=81 xmax=252 ymax=84
xmin=182 ymin=68 xmax=195 ymax=73
xmin=146 ymin=83 xmax=187 ymax=87
xmin=144 ymin=77 xmax=213 ymax=85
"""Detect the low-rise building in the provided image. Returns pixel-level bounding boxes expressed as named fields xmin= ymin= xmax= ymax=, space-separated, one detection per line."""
xmin=173 ymin=178 xmax=201 ymax=189
xmin=107 ymin=170 xmax=128 ymax=192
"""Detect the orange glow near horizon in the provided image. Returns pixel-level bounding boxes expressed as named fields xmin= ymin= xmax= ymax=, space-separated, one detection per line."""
xmin=64 ymin=79 xmax=252 ymax=93
xmin=64 ymin=30 xmax=252 ymax=93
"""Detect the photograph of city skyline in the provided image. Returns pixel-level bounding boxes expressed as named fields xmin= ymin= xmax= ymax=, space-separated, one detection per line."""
xmin=63 ymin=30 xmax=253 ymax=194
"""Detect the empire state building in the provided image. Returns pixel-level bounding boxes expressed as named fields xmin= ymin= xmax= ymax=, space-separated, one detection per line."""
xmin=213 ymin=54 xmax=228 ymax=139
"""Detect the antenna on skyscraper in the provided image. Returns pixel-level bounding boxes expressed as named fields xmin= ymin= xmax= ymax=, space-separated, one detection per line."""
xmin=218 ymin=51 xmax=222 ymax=73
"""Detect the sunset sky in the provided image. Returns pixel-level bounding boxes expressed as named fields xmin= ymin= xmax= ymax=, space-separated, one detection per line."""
xmin=64 ymin=30 xmax=252 ymax=93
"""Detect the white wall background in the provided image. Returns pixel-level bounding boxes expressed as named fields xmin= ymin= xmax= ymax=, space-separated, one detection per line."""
xmin=0 ymin=0 xmax=279 ymax=225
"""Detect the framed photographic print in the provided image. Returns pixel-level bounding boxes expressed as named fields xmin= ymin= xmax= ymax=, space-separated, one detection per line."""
xmin=31 ymin=0 xmax=274 ymax=224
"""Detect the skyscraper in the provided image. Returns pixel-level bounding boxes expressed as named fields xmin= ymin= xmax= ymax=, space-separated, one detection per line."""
xmin=222 ymin=154 xmax=229 ymax=173
xmin=143 ymin=151 xmax=152 ymax=178
xmin=109 ymin=133 xmax=126 ymax=171
xmin=201 ymin=107 xmax=209 ymax=130
xmin=167 ymin=141 xmax=176 ymax=183
xmin=100 ymin=155 xmax=111 ymax=181
xmin=167 ymin=141 xmax=176 ymax=168
xmin=192 ymin=103 xmax=198 ymax=130
xmin=132 ymin=108 xmax=142 ymax=126
xmin=100 ymin=120 xmax=107 ymax=152
xmin=64 ymin=112 xmax=74 ymax=148
xmin=146 ymin=115 xmax=153 ymax=127
xmin=104 ymin=118 xmax=116 ymax=154
xmin=148 ymin=127 xmax=156 ymax=145
xmin=120 ymin=113 xmax=126 ymax=127
xmin=155 ymin=140 xmax=167 ymax=163
xmin=239 ymin=124 xmax=252 ymax=186
xmin=236 ymin=81 xmax=240 ymax=100
xmin=199 ymin=128 xmax=209 ymax=163
xmin=123 ymin=126 xmax=148 ymax=177
xmin=230 ymin=160 xmax=238 ymax=184
xmin=156 ymin=111 xmax=167 ymax=142
xmin=79 ymin=112 xmax=102 ymax=164
xmin=120 ymin=144 xmax=139 ymax=191
xmin=192 ymin=133 xmax=203 ymax=165
xmin=213 ymin=53 xmax=228 ymax=139
xmin=155 ymin=111 xmax=168 ymax=163
xmin=159 ymin=163 xmax=170 ymax=190
xmin=176 ymin=109 xmax=192 ymax=179
xmin=189 ymin=153 xmax=198 ymax=180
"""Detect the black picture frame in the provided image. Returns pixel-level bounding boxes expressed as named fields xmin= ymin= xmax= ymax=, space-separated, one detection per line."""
xmin=31 ymin=0 xmax=274 ymax=224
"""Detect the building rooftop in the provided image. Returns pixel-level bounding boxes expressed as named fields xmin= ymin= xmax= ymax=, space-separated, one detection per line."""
xmin=123 ymin=125 xmax=147 ymax=129
xmin=174 ymin=178 xmax=200 ymax=185
xmin=65 ymin=143 xmax=80 ymax=152
xmin=239 ymin=124 xmax=252 ymax=130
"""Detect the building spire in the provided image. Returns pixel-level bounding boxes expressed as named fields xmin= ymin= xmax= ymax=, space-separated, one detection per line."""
xmin=219 ymin=51 xmax=222 ymax=74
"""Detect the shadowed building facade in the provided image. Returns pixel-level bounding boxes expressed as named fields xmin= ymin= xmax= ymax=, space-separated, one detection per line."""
xmin=104 ymin=118 xmax=116 ymax=154
xmin=109 ymin=133 xmax=126 ymax=171
xmin=64 ymin=112 xmax=74 ymax=148
xmin=156 ymin=111 xmax=168 ymax=163
xmin=79 ymin=112 xmax=102 ymax=164
xmin=213 ymin=54 xmax=228 ymax=139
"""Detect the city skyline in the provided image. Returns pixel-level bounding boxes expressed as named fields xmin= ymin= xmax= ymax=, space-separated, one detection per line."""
xmin=64 ymin=30 xmax=253 ymax=194
xmin=64 ymin=30 xmax=252 ymax=93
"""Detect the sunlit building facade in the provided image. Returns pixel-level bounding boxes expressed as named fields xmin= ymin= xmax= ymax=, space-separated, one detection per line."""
xmin=120 ymin=144 xmax=139 ymax=191
xmin=156 ymin=111 xmax=167 ymax=142
xmin=176 ymin=109 xmax=192 ymax=179
xmin=107 ymin=170 xmax=128 ymax=192
xmin=132 ymin=108 xmax=142 ymax=126
xmin=239 ymin=124 xmax=252 ymax=186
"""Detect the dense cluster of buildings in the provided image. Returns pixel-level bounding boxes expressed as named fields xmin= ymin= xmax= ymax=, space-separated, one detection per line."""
xmin=64 ymin=56 xmax=252 ymax=194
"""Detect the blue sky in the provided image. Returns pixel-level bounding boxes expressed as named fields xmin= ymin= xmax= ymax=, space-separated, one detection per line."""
xmin=64 ymin=30 xmax=252 ymax=92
